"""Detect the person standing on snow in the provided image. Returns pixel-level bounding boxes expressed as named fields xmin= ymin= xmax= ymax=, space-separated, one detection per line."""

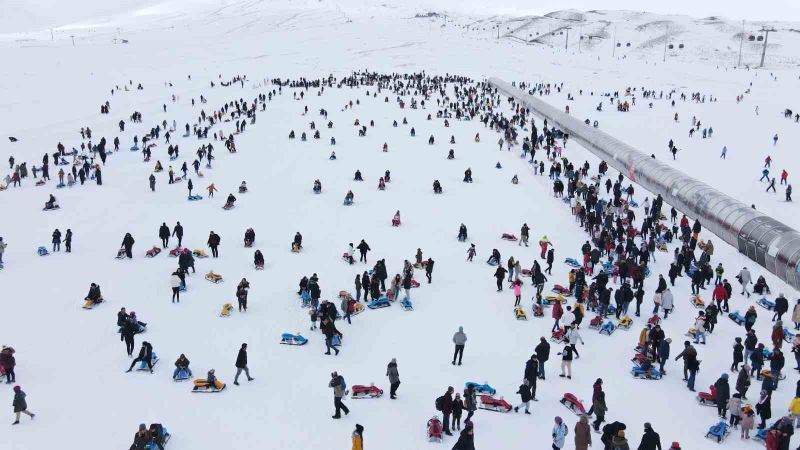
xmin=233 ymin=343 xmax=254 ymax=385
xmin=356 ymin=239 xmax=370 ymax=263
xmin=158 ymin=223 xmax=170 ymax=248
xmin=207 ymin=231 xmax=221 ymax=258
xmin=535 ymin=337 xmax=550 ymax=380
xmin=172 ymin=222 xmax=183 ymax=247
xmin=11 ymin=386 xmax=35 ymax=425
xmin=121 ymin=233 xmax=135 ymax=258
xmin=452 ymin=327 xmax=467 ymax=366
xmin=386 ymin=359 xmax=400 ymax=399
xmin=738 ymin=267 xmax=752 ymax=298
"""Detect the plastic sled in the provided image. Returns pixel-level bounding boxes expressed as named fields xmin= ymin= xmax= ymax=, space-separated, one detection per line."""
xmin=351 ymin=384 xmax=383 ymax=399
xmin=784 ymin=327 xmax=795 ymax=343
xmin=478 ymin=395 xmax=511 ymax=412
xmin=391 ymin=218 xmax=401 ymax=227
xmin=37 ymin=246 xmax=49 ymax=256
xmin=173 ymin=368 xmax=191 ymax=382
xmin=169 ymin=247 xmax=187 ymax=257
xmin=187 ymin=194 xmax=203 ymax=201
xmin=728 ymin=311 xmax=745 ymax=326
xmin=368 ymin=297 xmax=391 ymax=309
xmin=343 ymin=199 xmax=353 ymax=206
xmin=631 ymin=366 xmax=662 ymax=380
xmin=116 ymin=248 xmax=127 ymax=259
xmin=192 ymin=379 xmax=226 ymax=393
xmin=691 ymin=295 xmax=705 ymax=309
xmin=255 ymin=262 xmax=264 ymax=270
xmin=193 ymin=249 xmax=209 ymax=258
xmin=465 ymin=382 xmax=496 ymax=396
xmin=410 ymin=279 xmax=420 ymax=288
xmin=599 ymin=321 xmax=616 ymax=335
xmin=205 ymin=272 xmax=223 ymax=283
xmin=427 ymin=416 xmax=443 ymax=443
xmin=564 ymin=258 xmax=581 ymax=268
xmin=519 ymin=268 xmax=532 ymax=277
xmin=560 ymin=393 xmax=586 ymax=415
xmin=514 ymin=306 xmax=528 ymax=320
xmin=457 ymin=234 xmax=466 ymax=242
xmin=138 ymin=353 xmax=159 ymax=371
xmin=82 ymin=298 xmax=104 ymax=309
xmin=145 ymin=246 xmax=161 ymax=258
xmin=351 ymin=302 xmax=366 ymax=315
xmin=501 ymin=233 xmax=518 ymax=241
xmin=291 ymin=243 xmax=301 ymax=253
xmin=551 ymin=285 xmax=572 ymax=296
xmin=757 ymin=297 xmax=775 ymax=311
xmin=697 ymin=386 xmax=717 ymax=406
xmin=280 ymin=333 xmax=308 ymax=345
xmin=220 ymin=303 xmax=234 ymax=317
xmin=543 ymin=294 xmax=567 ymax=306
xmin=588 ymin=315 xmax=603 ymax=329
xmin=486 ymin=258 xmax=498 ymax=266
xmin=43 ymin=204 xmax=60 ymax=211
xmin=647 ymin=315 xmax=661 ymax=326
xmin=400 ymin=298 xmax=413 ymax=311
xmin=551 ymin=328 xmax=567 ymax=343
xmin=56 ymin=182 xmax=66 ymax=189
xmin=222 ymin=203 xmax=235 ymax=210
xmin=704 ymin=421 xmax=730 ymax=443
xmin=238 ymin=186 xmax=248 ymax=194
xmin=178 ymin=280 xmax=186 ymax=292
xmin=617 ymin=316 xmax=633 ymax=329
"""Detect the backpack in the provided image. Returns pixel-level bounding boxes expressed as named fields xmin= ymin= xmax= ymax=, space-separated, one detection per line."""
xmin=340 ymin=376 xmax=346 ymax=391
xmin=435 ymin=396 xmax=444 ymax=411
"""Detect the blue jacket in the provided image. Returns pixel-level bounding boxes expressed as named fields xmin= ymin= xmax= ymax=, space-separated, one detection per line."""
xmin=552 ymin=422 xmax=568 ymax=448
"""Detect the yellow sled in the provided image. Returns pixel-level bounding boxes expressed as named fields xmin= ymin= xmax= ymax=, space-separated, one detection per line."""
xmin=618 ymin=316 xmax=633 ymax=329
xmin=205 ymin=272 xmax=223 ymax=283
xmin=352 ymin=302 xmax=365 ymax=315
xmin=691 ymin=295 xmax=705 ymax=309
xmin=220 ymin=303 xmax=234 ymax=317
xmin=544 ymin=294 xmax=567 ymax=304
xmin=82 ymin=297 xmax=103 ymax=309
xmin=192 ymin=379 xmax=226 ymax=392
xmin=193 ymin=249 xmax=209 ymax=258
xmin=291 ymin=243 xmax=301 ymax=253
xmin=514 ymin=306 xmax=528 ymax=320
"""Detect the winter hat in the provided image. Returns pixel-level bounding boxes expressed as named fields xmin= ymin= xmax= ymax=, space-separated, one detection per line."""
xmin=13 ymin=385 xmax=20 ymax=392
xmin=670 ymin=442 xmax=681 ymax=450
xmin=554 ymin=416 xmax=563 ymax=424
xmin=355 ymin=424 xmax=364 ymax=433
xmin=721 ymin=373 xmax=729 ymax=380
xmin=391 ymin=358 xmax=396 ymax=364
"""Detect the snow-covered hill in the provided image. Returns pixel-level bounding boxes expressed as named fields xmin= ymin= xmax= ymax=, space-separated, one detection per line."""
xmin=1 ymin=2 xmax=800 ymax=450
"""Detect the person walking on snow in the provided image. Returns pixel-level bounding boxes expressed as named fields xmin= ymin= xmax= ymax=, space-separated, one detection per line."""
xmin=329 ymin=371 xmax=349 ymax=419
xmin=552 ymin=416 xmax=568 ymax=450
xmin=386 ymin=359 xmax=400 ymax=399
xmin=11 ymin=386 xmax=34 ymax=425
xmin=452 ymin=327 xmax=467 ymax=366
xmin=233 ymin=343 xmax=254 ymax=385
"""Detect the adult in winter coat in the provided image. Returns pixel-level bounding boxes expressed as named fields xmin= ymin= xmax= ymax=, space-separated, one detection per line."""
xmin=130 ymin=424 xmax=152 ymax=450
xmin=452 ymin=327 xmax=467 ymax=365
xmin=173 ymin=354 xmax=191 ymax=380
xmin=552 ymin=416 xmax=568 ymax=449
xmin=51 ymin=229 xmax=61 ymax=252
xmin=207 ymin=231 xmax=221 ymax=258
xmin=329 ymin=371 xmax=349 ymax=419
xmin=158 ymin=223 xmax=170 ymax=248
xmin=774 ymin=294 xmax=789 ymax=321
xmin=494 ymin=266 xmax=507 ymax=291
xmin=121 ymin=233 xmax=135 ymax=258
xmin=356 ymin=240 xmax=371 ymax=263
xmin=524 ymin=355 xmax=539 ymax=397
xmin=514 ymin=380 xmax=532 ymax=414
xmin=756 ymin=390 xmax=772 ymax=429
xmin=126 ymin=341 xmax=154 ymax=373
xmin=386 ymin=359 xmax=400 ymax=399
xmin=172 ymin=222 xmax=184 ymax=247
xmin=451 ymin=422 xmax=474 ymax=450
xmin=441 ymin=386 xmax=454 ymax=435
xmin=233 ymin=343 xmax=254 ymax=385
xmin=535 ymin=337 xmax=551 ymax=379
xmin=738 ymin=267 xmax=752 ymax=297
xmin=793 ymin=299 xmax=800 ymax=330
xmin=736 ymin=365 xmax=751 ymax=399
xmin=574 ymin=415 xmax=592 ymax=450
xmin=11 ymin=385 xmax=34 ymax=425
xmin=65 ymin=229 xmax=72 ymax=252
xmin=170 ymin=272 xmax=182 ymax=303
xmin=637 ymin=423 xmax=661 ymax=450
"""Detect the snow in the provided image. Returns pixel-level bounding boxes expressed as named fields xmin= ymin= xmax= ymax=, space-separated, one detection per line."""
xmin=1 ymin=2 xmax=800 ymax=450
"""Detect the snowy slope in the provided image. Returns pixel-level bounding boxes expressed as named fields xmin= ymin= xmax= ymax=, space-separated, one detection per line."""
xmin=0 ymin=2 xmax=799 ymax=450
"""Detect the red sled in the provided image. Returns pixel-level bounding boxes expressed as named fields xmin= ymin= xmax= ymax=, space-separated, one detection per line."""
xmin=169 ymin=247 xmax=188 ymax=257
xmin=501 ymin=233 xmax=518 ymax=241
xmin=391 ymin=218 xmax=401 ymax=227
xmin=647 ymin=315 xmax=662 ymax=326
xmin=410 ymin=279 xmax=420 ymax=288
xmin=560 ymin=393 xmax=586 ymax=415
xmin=520 ymin=269 xmax=532 ymax=277
xmin=697 ymin=385 xmax=717 ymax=406
xmin=478 ymin=395 xmax=512 ymax=412
xmin=351 ymin=385 xmax=383 ymax=399
xmin=145 ymin=246 xmax=161 ymax=258
xmin=552 ymin=285 xmax=573 ymax=296
xmin=588 ymin=315 xmax=603 ymax=329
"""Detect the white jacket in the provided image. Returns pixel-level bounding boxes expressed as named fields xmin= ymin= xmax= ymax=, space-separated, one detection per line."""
xmin=661 ymin=290 xmax=674 ymax=310
xmin=566 ymin=328 xmax=584 ymax=345
xmin=170 ymin=274 xmax=182 ymax=288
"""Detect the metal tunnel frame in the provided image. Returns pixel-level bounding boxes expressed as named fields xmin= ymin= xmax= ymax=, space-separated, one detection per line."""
xmin=489 ymin=77 xmax=800 ymax=292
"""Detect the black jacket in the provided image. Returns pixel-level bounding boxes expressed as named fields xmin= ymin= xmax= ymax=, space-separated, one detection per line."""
xmin=535 ymin=341 xmax=550 ymax=362
xmin=637 ymin=428 xmax=661 ymax=450
xmin=235 ymin=348 xmax=247 ymax=368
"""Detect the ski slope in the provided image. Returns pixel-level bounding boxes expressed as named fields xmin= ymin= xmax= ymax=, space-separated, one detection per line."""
xmin=1 ymin=2 xmax=800 ymax=450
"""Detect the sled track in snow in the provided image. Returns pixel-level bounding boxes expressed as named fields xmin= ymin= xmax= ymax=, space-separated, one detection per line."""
xmin=491 ymin=77 xmax=800 ymax=292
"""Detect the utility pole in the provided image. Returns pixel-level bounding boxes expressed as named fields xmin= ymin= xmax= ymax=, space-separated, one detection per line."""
xmin=70 ymin=35 xmax=75 ymax=46
xmin=737 ymin=20 xmax=745 ymax=67
xmin=612 ymin=25 xmax=617 ymax=57
xmin=578 ymin=26 xmax=582 ymax=53
xmin=50 ymin=28 xmax=53 ymax=41
xmin=758 ymin=27 xmax=776 ymax=68
xmin=564 ymin=26 xmax=571 ymax=50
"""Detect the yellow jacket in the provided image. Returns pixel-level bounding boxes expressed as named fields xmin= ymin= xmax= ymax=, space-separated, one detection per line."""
xmin=352 ymin=433 xmax=363 ymax=450
xmin=790 ymin=397 xmax=800 ymax=415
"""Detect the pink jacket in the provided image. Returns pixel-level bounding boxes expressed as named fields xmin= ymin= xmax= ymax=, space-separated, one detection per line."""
xmin=513 ymin=284 xmax=522 ymax=296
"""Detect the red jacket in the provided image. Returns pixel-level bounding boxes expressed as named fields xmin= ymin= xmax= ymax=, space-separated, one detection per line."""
xmin=552 ymin=302 xmax=563 ymax=320
xmin=712 ymin=284 xmax=728 ymax=300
